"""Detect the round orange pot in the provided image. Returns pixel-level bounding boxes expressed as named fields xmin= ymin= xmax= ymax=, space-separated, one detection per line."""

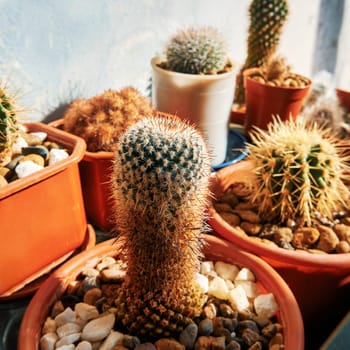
xmin=18 ymin=234 xmax=304 ymax=350
xmin=230 ymin=105 xmax=246 ymax=126
xmin=208 ymin=160 xmax=350 ymax=349
xmin=243 ymin=68 xmax=311 ymax=137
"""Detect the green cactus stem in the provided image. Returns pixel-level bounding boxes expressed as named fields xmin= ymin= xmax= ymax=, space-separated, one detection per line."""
xmin=234 ymin=0 xmax=289 ymax=105
xmin=247 ymin=117 xmax=350 ymax=226
xmin=112 ymin=114 xmax=211 ymax=340
xmin=0 ymin=85 xmax=19 ymax=166
xmin=165 ymin=26 xmax=230 ymax=75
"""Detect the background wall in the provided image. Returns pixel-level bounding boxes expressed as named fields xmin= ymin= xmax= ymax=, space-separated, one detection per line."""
xmin=0 ymin=0 xmax=346 ymax=122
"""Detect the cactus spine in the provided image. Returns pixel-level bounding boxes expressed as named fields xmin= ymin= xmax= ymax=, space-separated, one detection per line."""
xmin=112 ymin=114 xmax=211 ymax=339
xmin=247 ymin=117 xmax=350 ymax=226
xmin=63 ymin=87 xmax=153 ymax=152
xmin=0 ymin=85 xmax=19 ymax=166
xmin=234 ymin=0 xmax=289 ymax=105
xmin=165 ymin=26 xmax=230 ymax=75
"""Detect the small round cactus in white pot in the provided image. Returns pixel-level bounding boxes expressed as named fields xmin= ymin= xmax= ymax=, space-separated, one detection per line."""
xmin=151 ymin=26 xmax=235 ymax=167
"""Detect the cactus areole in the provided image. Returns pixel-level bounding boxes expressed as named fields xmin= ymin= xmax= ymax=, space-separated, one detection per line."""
xmin=112 ymin=115 xmax=211 ymax=339
xmin=247 ymin=117 xmax=350 ymax=227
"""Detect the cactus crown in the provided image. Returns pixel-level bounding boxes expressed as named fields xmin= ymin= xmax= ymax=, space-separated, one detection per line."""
xmin=234 ymin=0 xmax=289 ymax=105
xmin=0 ymin=84 xmax=19 ymax=166
xmin=247 ymin=117 xmax=350 ymax=226
xmin=63 ymin=87 xmax=153 ymax=152
xmin=165 ymin=26 xmax=229 ymax=75
xmin=112 ymin=114 xmax=211 ymax=339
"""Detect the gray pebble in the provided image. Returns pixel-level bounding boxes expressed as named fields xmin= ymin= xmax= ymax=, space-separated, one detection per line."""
xmin=135 ymin=343 xmax=156 ymax=350
xmin=198 ymin=319 xmax=213 ymax=336
xmin=179 ymin=323 xmax=198 ymax=349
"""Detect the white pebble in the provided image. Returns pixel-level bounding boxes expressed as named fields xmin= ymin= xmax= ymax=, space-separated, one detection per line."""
xmin=76 ymin=341 xmax=93 ymax=350
xmin=57 ymin=322 xmax=82 ymax=338
xmin=56 ymin=333 xmax=81 ymax=347
xmin=200 ymin=261 xmax=215 ymax=275
xmin=42 ymin=317 xmax=57 ymax=334
xmin=254 ymin=293 xmax=279 ymax=319
xmin=215 ymin=261 xmax=239 ymax=281
xmin=227 ymin=285 xmax=250 ymax=312
xmin=235 ymin=267 xmax=255 ymax=282
xmin=39 ymin=332 xmax=58 ymax=350
xmin=55 ymin=307 xmax=77 ymax=327
xmin=236 ymin=281 xmax=260 ymax=299
xmin=12 ymin=135 xmax=28 ymax=154
xmin=81 ymin=313 xmax=115 ymax=342
xmin=195 ymin=273 xmax=209 ymax=293
xmin=56 ymin=345 xmax=75 ymax=350
xmin=30 ymin=131 xmax=47 ymax=142
xmin=49 ymin=148 xmax=69 ymax=165
xmin=96 ymin=257 xmax=117 ymax=271
xmin=75 ymin=302 xmax=99 ymax=322
xmin=15 ymin=160 xmax=43 ymax=178
xmin=99 ymin=331 xmax=124 ymax=350
xmin=208 ymin=275 xmax=229 ymax=300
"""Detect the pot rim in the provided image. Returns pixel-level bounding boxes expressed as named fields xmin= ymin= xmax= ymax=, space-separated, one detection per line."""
xmin=208 ymin=160 xmax=350 ymax=268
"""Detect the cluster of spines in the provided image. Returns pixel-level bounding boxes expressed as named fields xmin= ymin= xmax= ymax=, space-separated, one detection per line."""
xmin=234 ymin=0 xmax=289 ymax=105
xmin=165 ymin=26 xmax=229 ymax=75
xmin=112 ymin=114 xmax=211 ymax=339
xmin=247 ymin=117 xmax=350 ymax=226
xmin=0 ymin=83 xmax=19 ymax=166
xmin=63 ymin=87 xmax=153 ymax=152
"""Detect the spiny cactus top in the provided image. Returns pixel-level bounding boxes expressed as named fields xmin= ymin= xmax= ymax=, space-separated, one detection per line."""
xmin=234 ymin=0 xmax=289 ymax=105
xmin=165 ymin=26 xmax=230 ymax=75
xmin=112 ymin=114 xmax=211 ymax=339
xmin=247 ymin=117 xmax=350 ymax=226
xmin=0 ymin=84 xmax=19 ymax=166
xmin=63 ymin=87 xmax=153 ymax=152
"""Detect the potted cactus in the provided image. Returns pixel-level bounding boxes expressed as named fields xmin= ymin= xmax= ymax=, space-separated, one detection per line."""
xmin=208 ymin=117 xmax=350 ymax=348
xmin=243 ymin=55 xmax=311 ymax=136
xmin=0 ymin=83 xmax=92 ymax=298
xmin=231 ymin=0 xmax=289 ymax=125
xmin=50 ymin=86 xmax=153 ymax=232
xmin=151 ymin=26 xmax=235 ymax=166
xmin=19 ymin=114 xmax=303 ymax=349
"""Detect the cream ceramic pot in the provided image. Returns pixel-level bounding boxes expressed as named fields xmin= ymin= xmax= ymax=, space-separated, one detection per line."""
xmin=151 ymin=56 xmax=235 ymax=166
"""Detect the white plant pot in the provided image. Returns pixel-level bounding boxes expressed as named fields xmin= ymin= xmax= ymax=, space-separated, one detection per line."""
xmin=151 ymin=56 xmax=236 ymax=166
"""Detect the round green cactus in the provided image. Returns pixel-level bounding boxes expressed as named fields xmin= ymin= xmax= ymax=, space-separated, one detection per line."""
xmin=234 ymin=0 xmax=289 ymax=105
xmin=0 ymin=85 xmax=19 ymax=166
xmin=165 ymin=26 xmax=229 ymax=75
xmin=112 ymin=114 xmax=211 ymax=339
xmin=247 ymin=117 xmax=350 ymax=226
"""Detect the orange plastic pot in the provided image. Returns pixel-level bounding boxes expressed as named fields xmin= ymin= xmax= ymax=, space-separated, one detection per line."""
xmin=336 ymin=88 xmax=350 ymax=111
xmin=208 ymin=160 xmax=350 ymax=349
xmin=0 ymin=122 xmax=88 ymax=297
xmin=18 ymin=234 xmax=304 ymax=349
xmin=49 ymin=119 xmax=115 ymax=232
xmin=243 ymin=68 xmax=311 ymax=137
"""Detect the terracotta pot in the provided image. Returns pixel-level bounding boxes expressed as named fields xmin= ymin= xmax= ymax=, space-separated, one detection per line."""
xmin=18 ymin=234 xmax=303 ymax=349
xmin=243 ymin=68 xmax=311 ymax=137
xmin=230 ymin=105 xmax=246 ymax=126
xmin=208 ymin=160 xmax=350 ymax=348
xmin=336 ymin=88 xmax=350 ymax=111
xmin=151 ymin=56 xmax=236 ymax=167
xmin=0 ymin=122 xmax=88 ymax=297
xmin=49 ymin=119 xmax=115 ymax=232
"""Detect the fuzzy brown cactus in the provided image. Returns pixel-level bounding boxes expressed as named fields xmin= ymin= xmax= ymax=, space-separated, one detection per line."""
xmin=62 ymin=87 xmax=153 ymax=152
xmin=112 ymin=114 xmax=211 ymax=340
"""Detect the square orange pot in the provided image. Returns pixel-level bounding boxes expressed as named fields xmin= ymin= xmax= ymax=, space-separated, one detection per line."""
xmin=0 ymin=122 xmax=88 ymax=296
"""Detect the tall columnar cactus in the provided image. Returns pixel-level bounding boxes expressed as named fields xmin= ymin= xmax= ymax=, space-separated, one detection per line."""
xmin=63 ymin=87 xmax=153 ymax=152
xmin=0 ymin=85 xmax=19 ymax=166
xmin=247 ymin=117 xmax=350 ymax=226
xmin=165 ymin=26 xmax=230 ymax=75
xmin=234 ymin=0 xmax=289 ymax=105
xmin=112 ymin=115 xmax=211 ymax=339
